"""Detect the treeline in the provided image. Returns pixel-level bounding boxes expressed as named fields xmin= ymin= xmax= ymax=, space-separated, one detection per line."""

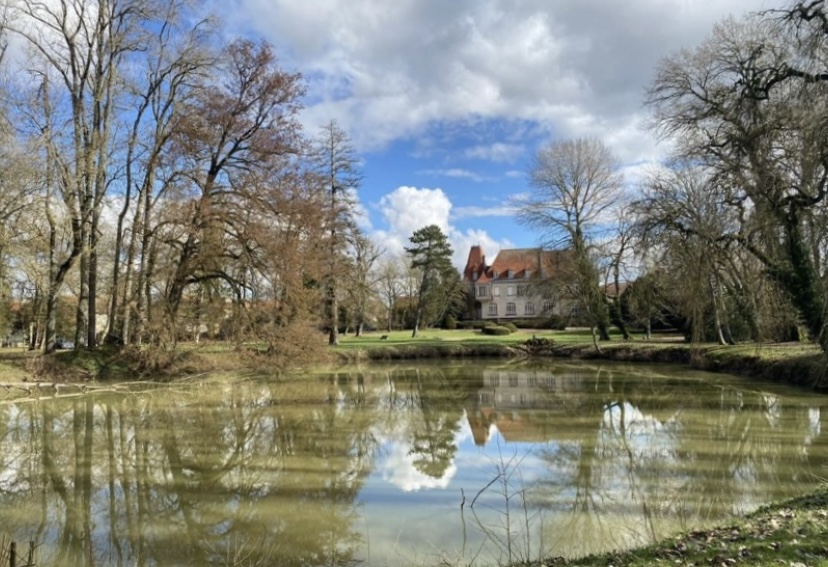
xmin=516 ymin=1 xmax=828 ymax=352
xmin=634 ymin=0 xmax=828 ymax=349
xmin=0 ymin=0 xmax=375 ymax=356
xmin=2 ymin=0 xmax=827 ymax=360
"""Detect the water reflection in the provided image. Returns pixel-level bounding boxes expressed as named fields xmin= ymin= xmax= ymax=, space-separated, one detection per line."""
xmin=0 ymin=362 xmax=825 ymax=566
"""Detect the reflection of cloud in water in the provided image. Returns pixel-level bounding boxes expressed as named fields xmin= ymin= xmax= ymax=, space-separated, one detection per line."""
xmin=375 ymin=413 xmax=472 ymax=492
xmin=379 ymin=441 xmax=457 ymax=491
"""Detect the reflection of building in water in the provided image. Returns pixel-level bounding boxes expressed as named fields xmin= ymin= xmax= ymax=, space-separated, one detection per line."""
xmin=467 ymin=369 xmax=585 ymax=446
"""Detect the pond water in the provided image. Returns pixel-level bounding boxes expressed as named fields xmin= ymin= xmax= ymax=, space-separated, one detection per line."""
xmin=0 ymin=360 xmax=826 ymax=566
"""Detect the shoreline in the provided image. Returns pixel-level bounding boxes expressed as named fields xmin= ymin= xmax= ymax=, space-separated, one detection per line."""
xmin=337 ymin=338 xmax=828 ymax=390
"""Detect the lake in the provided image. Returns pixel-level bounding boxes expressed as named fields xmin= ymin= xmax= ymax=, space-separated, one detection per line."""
xmin=0 ymin=360 xmax=825 ymax=566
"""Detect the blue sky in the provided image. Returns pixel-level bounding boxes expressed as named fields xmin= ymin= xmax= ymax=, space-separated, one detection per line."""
xmin=213 ymin=0 xmax=770 ymax=268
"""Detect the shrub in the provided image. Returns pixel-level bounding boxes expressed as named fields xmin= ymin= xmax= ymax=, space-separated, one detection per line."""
xmin=444 ymin=315 xmax=457 ymax=330
xmin=458 ymin=320 xmax=487 ymax=329
xmin=502 ymin=322 xmax=519 ymax=333
xmin=541 ymin=315 xmax=568 ymax=330
xmin=482 ymin=325 xmax=511 ymax=336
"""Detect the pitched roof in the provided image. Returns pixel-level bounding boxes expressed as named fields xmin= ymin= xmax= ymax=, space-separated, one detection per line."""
xmin=489 ymin=248 xmax=541 ymax=279
xmin=464 ymin=245 xmax=570 ymax=282
xmin=463 ymin=245 xmax=487 ymax=280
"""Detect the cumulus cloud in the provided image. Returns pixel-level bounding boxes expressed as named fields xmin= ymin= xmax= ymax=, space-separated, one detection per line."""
xmin=223 ymin=0 xmax=771 ymax=156
xmin=378 ymin=186 xmax=452 ymax=236
xmin=373 ymin=186 xmax=512 ymax=268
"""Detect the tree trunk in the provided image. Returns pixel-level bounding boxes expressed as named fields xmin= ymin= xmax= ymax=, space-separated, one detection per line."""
xmin=411 ymin=305 xmax=423 ymax=338
xmin=87 ymin=208 xmax=100 ymax=349
xmin=75 ymin=226 xmax=90 ymax=349
xmin=327 ymin=282 xmax=339 ymax=345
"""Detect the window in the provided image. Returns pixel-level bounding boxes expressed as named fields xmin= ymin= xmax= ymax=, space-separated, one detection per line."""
xmin=543 ymin=300 xmax=554 ymax=313
xmin=507 ymin=269 xmax=514 ymax=279
xmin=525 ymin=270 xmax=531 ymax=279
xmin=507 ymin=286 xmax=515 ymax=296
xmin=525 ymin=302 xmax=535 ymax=315
xmin=489 ymin=376 xmax=500 ymax=387
xmin=472 ymin=271 xmax=478 ymax=280
xmin=492 ymin=271 xmax=499 ymax=279
xmin=488 ymin=303 xmax=498 ymax=316
xmin=493 ymin=287 xmax=501 ymax=297
xmin=476 ymin=285 xmax=488 ymax=297
xmin=517 ymin=285 xmax=528 ymax=296
xmin=509 ymin=375 xmax=519 ymax=388
xmin=528 ymin=376 xmax=537 ymax=388
xmin=506 ymin=302 xmax=516 ymax=316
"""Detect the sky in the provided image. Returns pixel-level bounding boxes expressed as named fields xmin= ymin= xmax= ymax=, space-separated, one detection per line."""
xmin=214 ymin=0 xmax=770 ymax=268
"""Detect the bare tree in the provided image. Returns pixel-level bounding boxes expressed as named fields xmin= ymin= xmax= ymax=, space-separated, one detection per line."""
xmin=311 ymin=120 xmax=361 ymax=346
xmin=513 ymin=137 xmax=624 ymax=347
xmin=647 ymin=10 xmax=828 ymax=351
xmin=106 ymin=1 xmax=214 ymax=346
xmin=160 ymin=39 xmax=305 ymax=342
xmin=376 ymin=254 xmax=403 ymax=333
xmin=8 ymin=0 xmax=156 ymax=352
xmin=344 ymin=230 xmax=381 ymax=337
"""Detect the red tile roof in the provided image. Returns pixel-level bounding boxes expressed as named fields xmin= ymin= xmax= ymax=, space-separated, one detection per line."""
xmin=463 ymin=246 xmax=569 ymax=282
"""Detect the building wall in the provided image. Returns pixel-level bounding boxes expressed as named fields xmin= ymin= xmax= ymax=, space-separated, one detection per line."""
xmin=472 ymin=278 xmax=572 ymax=320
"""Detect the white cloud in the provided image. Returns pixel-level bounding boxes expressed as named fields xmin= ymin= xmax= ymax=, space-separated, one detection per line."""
xmin=465 ymin=142 xmax=524 ymax=163
xmin=378 ymin=186 xmax=452 ymax=237
xmin=373 ymin=186 xmax=512 ymax=269
xmin=378 ymin=439 xmax=457 ymax=492
xmin=450 ymin=229 xmax=514 ymax=270
xmin=225 ymin=0 xmax=772 ymax=155
xmin=452 ymin=205 xmax=513 ymax=219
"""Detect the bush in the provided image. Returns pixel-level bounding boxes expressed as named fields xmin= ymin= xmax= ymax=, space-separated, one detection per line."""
xmin=457 ymin=320 xmax=487 ymax=329
xmin=443 ymin=315 xmax=457 ymax=330
xmin=482 ymin=325 xmax=511 ymax=336
xmin=541 ymin=315 xmax=568 ymax=330
xmin=502 ymin=322 xmax=519 ymax=333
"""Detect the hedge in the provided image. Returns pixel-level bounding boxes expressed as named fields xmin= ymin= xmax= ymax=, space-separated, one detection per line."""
xmin=481 ymin=325 xmax=511 ymax=336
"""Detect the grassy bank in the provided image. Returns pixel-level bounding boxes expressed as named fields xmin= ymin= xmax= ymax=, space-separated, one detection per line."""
xmin=335 ymin=329 xmax=827 ymax=389
xmin=1 ymin=329 xmax=824 ymax=389
xmin=528 ymin=488 xmax=828 ymax=567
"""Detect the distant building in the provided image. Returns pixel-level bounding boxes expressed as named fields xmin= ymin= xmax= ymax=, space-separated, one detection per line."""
xmin=462 ymin=245 xmax=573 ymax=321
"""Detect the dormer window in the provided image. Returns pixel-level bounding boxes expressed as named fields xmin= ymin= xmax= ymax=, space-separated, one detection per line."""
xmin=507 ymin=270 xmax=514 ymax=279
xmin=493 ymin=271 xmax=499 ymax=279
xmin=525 ymin=270 xmax=531 ymax=279
xmin=472 ymin=271 xmax=478 ymax=280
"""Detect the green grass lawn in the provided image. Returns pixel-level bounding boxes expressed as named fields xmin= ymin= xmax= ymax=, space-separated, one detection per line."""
xmin=333 ymin=327 xmax=674 ymax=350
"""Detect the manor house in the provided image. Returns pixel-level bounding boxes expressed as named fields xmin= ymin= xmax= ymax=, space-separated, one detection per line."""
xmin=462 ymin=245 xmax=572 ymax=321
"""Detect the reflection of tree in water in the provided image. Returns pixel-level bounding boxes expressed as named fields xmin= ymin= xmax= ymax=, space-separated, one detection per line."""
xmin=0 ymin=365 xmax=480 ymax=566
xmin=0 ymin=383 xmax=379 ymax=567
xmin=0 ymin=363 xmax=825 ymax=565
xmin=405 ymin=368 xmax=469 ymax=479
xmin=529 ymin=365 xmax=828 ymax=558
